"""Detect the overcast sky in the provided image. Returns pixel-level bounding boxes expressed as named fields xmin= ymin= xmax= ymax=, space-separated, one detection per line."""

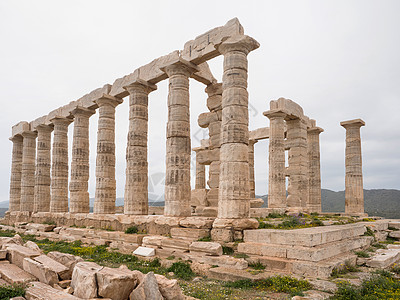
xmin=0 ymin=0 xmax=399 ymax=203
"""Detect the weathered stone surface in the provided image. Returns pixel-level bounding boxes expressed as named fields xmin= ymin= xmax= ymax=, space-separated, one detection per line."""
xmin=24 ymin=241 xmax=42 ymax=253
xmin=5 ymin=244 xmax=41 ymax=269
xmin=366 ymin=248 xmax=400 ymax=268
xmin=71 ymin=262 xmax=103 ymax=299
xmin=0 ymin=261 xmax=36 ymax=284
xmin=9 ymin=135 xmax=23 ymax=212
xmin=133 ymin=247 xmax=155 ymax=257
xmin=179 ymin=217 xmax=214 ymax=229
xmin=26 ymin=224 xmax=55 ymax=232
xmin=23 ymin=257 xmax=59 ymax=285
xmin=189 ymin=242 xmax=222 ymax=256
xmin=129 ymin=271 xmax=163 ymax=300
xmin=155 ymin=274 xmax=185 ymax=300
xmin=12 ymin=121 xmax=30 ymax=138
xmin=307 ymin=126 xmax=323 ymax=213
xmin=0 ymin=234 xmax=23 ymax=248
xmin=96 ymin=267 xmax=137 ymax=300
xmin=20 ymin=131 xmax=37 ymax=212
xmin=34 ymin=255 xmax=69 ymax=280
xmin=389 ymin=231 xmax=400 ymax=239
xmin=170 ymin=228 xmax=210 ymax=240
xmin=76 ymin=84 xmax=111 ymax=109
xmin=25 ymin=281 xmax=81 ymax=300
xmin=47 ymin=251 xmax=84 ymax=280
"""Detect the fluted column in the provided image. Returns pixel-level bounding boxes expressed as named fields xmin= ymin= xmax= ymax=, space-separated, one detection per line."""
xmin=20 ymin=131 xmax=37 ymax=212
xmin=286 ymin=118 xmax=309 ymax=208
xmin=217 ymin=35 xmax=259 ymax=219
xmin=307 ymin=127 xmax=323 ymax=213
xmin=9 ymin=135 xmax=23 ymax=212
xmin=93 ymin=95 xmax=122 ymax=214
xmin=69 ymin=107 xmax=95 ymax=213
xmin=248 ymin=140 xmax=257 ymax=199
xmin=50 ymin=117 xmax=72 ymax=213
xmin=195 ymin=150 xmax=206 ymax=189
xmin=341 ymin=119 xmax=365 ymax=214
xmin=163 ymin=60 xmax=198 ymax=217
xmin=34 ymin=125 xmax=53 ymax=212
xmin=124 ymin=80 xmax=157 ymax=215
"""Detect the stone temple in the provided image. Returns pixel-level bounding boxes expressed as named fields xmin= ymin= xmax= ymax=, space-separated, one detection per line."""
xmin=3 ymin=18 xmax=399 ymax=288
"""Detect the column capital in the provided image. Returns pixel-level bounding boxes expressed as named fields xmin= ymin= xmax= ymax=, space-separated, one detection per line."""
xmin=249 ymin=139 xmax=258 ymax=146
xmin=71 ymin=106 xmax=96 ymax=117
xmin=218 ymin=35 xmax=260 ymax=55
xmin=21 ymin=130 xmax=37 ymax=138
xmin=34 ymin=124 xmax=54 ymax=133
xmin=160 ymin=58 xmax=199 ymax=77
xmin=9 ymin=135 xmax=23 ymax=142
xmin=50 ymin=116 xmax=73 ymax=126
xmin=124 ymin=79 xmax=157 ymax=94
xmin=95 ymin=94 xmax=123 ymax=108
xmin=263 ymin=110 xmax=287 ymax=120
xmin=307 ymin=127 xmax=324 ymax=134
xmin=340 ymin=118 xmax=365 ymax=129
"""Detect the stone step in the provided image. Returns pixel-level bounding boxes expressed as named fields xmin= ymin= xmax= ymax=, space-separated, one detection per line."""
xmin=366 ymin=249 xmax=400 ymax=268
xmin=25 ymin=281 xmax=81 ymax=299
xmin=207 ymin=266 xmax=288 ymax=281
xmin=244 ymin=223 xmax=366 ymax=247
xmin=389 ymin=221 xmax=400 ymax=230
xmin=0 ymin=261 xmax=36 ymax=284
xmin=238 ymin=236 xmax=373 ymax=262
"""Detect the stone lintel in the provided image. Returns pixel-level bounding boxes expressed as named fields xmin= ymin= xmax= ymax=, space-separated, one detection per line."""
xmin=123 ymin=78 xmax=157 ymax=93
xmin=249 ymin=127 xmax=270 ymax=141
xmin=308 ymin=127 xmax=324 ymax=134
xmin=159 ymin=56 xmax=200 ymax=75
xmin=190 ymin=62 xmax=216 ymax=85
xmin=192 ymin=147 xmax=205 ymax=153
xmin=11 ymin=121 xmax=30 ymax=138
xmin=340 ymin=119 xmax=365 ymax=128
xmin=76 ymin=84 xmax=112 ymax=109
xmin=71 ymin=106 xmax=96 ymax=117
xmin=263 ymin=109 xmax=287 ymax=119
xmin=95 ymin=94 xmax=123 ymax=107
xmin=196 ymin=149 xmax=220 ymax=165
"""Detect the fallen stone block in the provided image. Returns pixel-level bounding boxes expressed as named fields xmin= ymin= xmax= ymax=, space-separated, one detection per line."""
xmin=366 ymin=249 xmax=400 ymax=268
xmin=96 ymin=267 xmax=137 ymax=300
xmin=189 ymin=242 xmax=222 ymax=256
xmin=130 ymin=271 xmax=163 ymax=300
xmin=47 ymin=251 xmax=83 ymax=279
xmin=5 ymin=244 xmax=41 ymax=269
xmin=24 ymin=241 xmax=42 ymax=253
xmin=71 ymin=261 xmax=103 ymax=299
xmin=23 ymin=258 xmax=59 ymax=286
xmin=25 ymin=281 xmax=81 ymax=299
xmin=26 ymin=223 xmax=56 ymax=232
xmin=34 ymin=255 xmax=70 ymax=280
xmin=133 ymin=247 xmax=155 ymax=257
xmin=0 ymin=234 xmax=23 ymax=248
xmin=155 ymin=274 xmax=185 ymax=300
xmin=0 ymin=249 xmax=7 ymax=260
xmin=0 ymin=261 xmax=36 ymax=284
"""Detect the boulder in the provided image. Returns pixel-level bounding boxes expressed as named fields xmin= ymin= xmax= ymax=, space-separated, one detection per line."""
xmin=71 ymin=261 xmax=103 ymax=299
xmin=96 ymin=267 xmax=138 ymax=300
xmin=23 ymin=257 xmax=59 ymax=286
xmin=130 ymin=271 xmax=163 ymax=300
xmin=47 ymin=251 xmax=83 ymax=279
xmin=34 ymin=255 xmax=70 ymax=280
xmin=155 ymin=274 xmax=185 ymax=300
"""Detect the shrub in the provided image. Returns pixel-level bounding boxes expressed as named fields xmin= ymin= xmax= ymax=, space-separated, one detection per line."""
xmin=267 ymin=212 xmax=285 ymax=218
xmin=0 ymin=284 xmax=25 ymax=299
xmin=391 ymin=263 xmax=400 ymax=274
xmin=249 ymin=262 xmax=265 ymax=270
xmin=311 ymin=217 xmax=324 ymax=226
xmin=197 ymin=236 xmax=211 ymax=242
xmin=355 ymin=250 xmax=370 ymax=258
xmin=222 ymin=246 xmax=234 ymax=255
xmin=331 ymin=261 xmax=359 ymax=278
xmin=125 ymin=226 xmax=138 ymax=234
xmin=167 ymin=262 xmax=195 ymax=280
xmin=364 ymin=227 xmax=375 ymax=237
xmin=388 ymin=226 xmax=399 ymax=231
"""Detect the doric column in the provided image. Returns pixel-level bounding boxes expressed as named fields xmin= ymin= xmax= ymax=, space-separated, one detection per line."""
xmin=50 ymin=117 xmax=73 ymax=213
xmin=20 ymin=131 xmax=37 ymax=212
xmin=307 ymin=126 xmax=323 ymax=213
xmin=93 ymin=95 xmax=123 ymax=214
xmin=194 ymin=149 xmax=206 ymax=189
xmin=9 ymin=135 xmax=23 ymax=212
xmin=123 ymin=80 xmax=157 ymax=215
xmin=69 ymin=107 xmax=95 ymax=213
xmin=286 ymin=118 xmax=309 ymax=208
xmin=341 ymin=119 xmax=365 ymax=214
xmin=217 ymin=35 xmax=259 ymax=219
xmin=248 ymin=140 xmax=257 ymax=199
xmin=33 ymin=125 xmax=53 ymax=212
xmin=264 ymin=111 xmax=287 ymax=208
xmin=162 ymin=60 xmax=198 ymax=217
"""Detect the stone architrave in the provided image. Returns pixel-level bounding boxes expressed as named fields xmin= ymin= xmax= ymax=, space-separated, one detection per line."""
xmin=9 ymin=135 xmax=23 ymax=212
xmin=286 ymin=118 xmax=309 ymax=208
xmin=33 ymin=125 xmax=53 ymax=212
xmin=307 ymin=126 xmax=323 ymax=213
xmin=216 ymin=35 xmax=259 ymax=218
xmin=50 ymin=117 xmax=73 ymax=213
xmin=20 ymin=131 xmax=37 ymax=212
xmin=248 ymin=140 xmax=257 ymax=199
xmin=69 ymin=107 xmax=95 ymax=213
xmin=264 ymin=111 xmax=287 ymax=208
xmin=93 ymin=95 xmax=123 ymax=214
xmin=162 ymin=60 xmax=198 ymax=217
xmin=194 ymin=149 xmax=206 ymax=189
xmin=341 ymin=119 xmax=366 ymax=214
xmin=123 ymin=80 xmax=157 ymax=215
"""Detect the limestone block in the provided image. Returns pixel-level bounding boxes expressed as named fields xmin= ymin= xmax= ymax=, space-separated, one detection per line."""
xmin=130 ymin=271 xmax=163 ymax=300
xmin=189 ymin=242 xmax=222 ymax=256
xmin=0 ymin=234 xmax=23 ymax=248
xmin=34 ymin=255 xmax=69 ymax=280
xmin=211 ymin=228 xmax=233 ymax=242
xmin=155 ymin=274 xmax=185 ymax=300
xmin=76 ymin=84 xmax=111 ymax=109
xmin=212 ymin=218 xmax=259 ymax=230
xmin=96 ymin=267 xmax=137 ymax=300
xmin=250 ymin=198 xmax=264 ymax=208
xmin=237 ymin=242 xmax=287 ymax=258
xmin=133 ymin=247 xmax=155 ymax=257
xmin=5 ymin=244 xmax=41 ymax=269
xmin=190 ymin=189 xmax=208 ymax=207
xmin=196 ymin=149 xmax=220 ymax=165
xmin=24 ymin=241 xmax=42 ymax=253
xmin=71 ymin=261 xmax=103 ymax=299
xmin=0 ymin=250 xmax=7 ymax=260
xmin=179 ymin=217 xmax=214 ymax=229
xmin=182 ymin=18 xmax=244 ymax=64
xmin=0 ymin=261 xmax=36 ymax=284
xmin=389 ymin=221 xmax=400 ymax=229
xmin=366 ymin=249 xmax=400 ymax=268
xmin=161 ymin=238 xmax=191 ymax=251
xmin=47 ymin=251 xmax=84 ymax=279
xmin=26 ymin=223 xmax=55 ymax=232
xmin=198 ymin=112 xmax=218 ymax=128
xmin=270 ymin=98 xmax=305 ymax=120
xmin=170 ymin=228 xmax=210 ymax=240
xmin=23 ymin=257 xmax=59 ymax=285
xmin=189 ymin=253 xmax=248 ymax=270
xmin=11 ymin=121 xmax=30 ymax=137
xmin=25 ymin=281 xmax=81 ymax=300
xmin=389 ymin=231 xmax=400 ymax=239
xmin=142 ymin=236 xmax=168 ymax=248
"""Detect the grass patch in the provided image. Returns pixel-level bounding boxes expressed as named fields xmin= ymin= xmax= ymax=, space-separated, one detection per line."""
xmin=364 ymin=227 xmax=375 ymax=238
xmin=371 ymin=242 xmax=387 ymax=249
xmin=167 ymin=261 xmax=195 ymax=280
xmin=355 ymin=250 xmax=370 ymax=258
xmin=331 ymin=261 xmax=359 ymax=278
xmin=124 ymin=226 xmax=138 ymax=234
xmin=197 ymin=236 xmax=212 ymax=242
xmin=248 ymin=262 xmax=265 ymax=270
xmin=233 ymin=253 xmax=249 ymax=259
xmin=267 ymin=212 xmax=286 ymax=218
xmin=42 ymin=220 xmax=56 ymax=226
xmin=0 ymin=284 xmax=25 ymax=299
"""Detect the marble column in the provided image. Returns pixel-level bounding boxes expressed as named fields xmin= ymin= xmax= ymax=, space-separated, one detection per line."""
xmin=341 ymin=119 xmax=365 ymax=214
xmin=50 ymin=117 xmax=72 ymax=213
xmin=20 ymin=131 xmax=37 ymax=212
xmin=264 ymin=111 xmax=287 ymax=208
xmin=286 ymin=118 xmax=309 ymax=208
xmin=195 ymin=150 xmax=206 ymax=189
xmin=217 ymin=35 xmax=259 ymax=219
xmin=307 ymin=126 xmax=323 ymax=213
xmin=163 ymin=60 xmax=198 ymax=217
xmin=33 ymin=125 xmax=53 ymax=212
xmin=69 ymin=107 xmax=95 ymax=213
xmin=124 ymin=80 xmax=156 ymax=215
xmin=93 ymin=95 xmax=122 ymax=214
xmin=9 ymin=135 xmax=23 ymax=212
xmin=248 ymin=140 xmax=257 ymax=199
